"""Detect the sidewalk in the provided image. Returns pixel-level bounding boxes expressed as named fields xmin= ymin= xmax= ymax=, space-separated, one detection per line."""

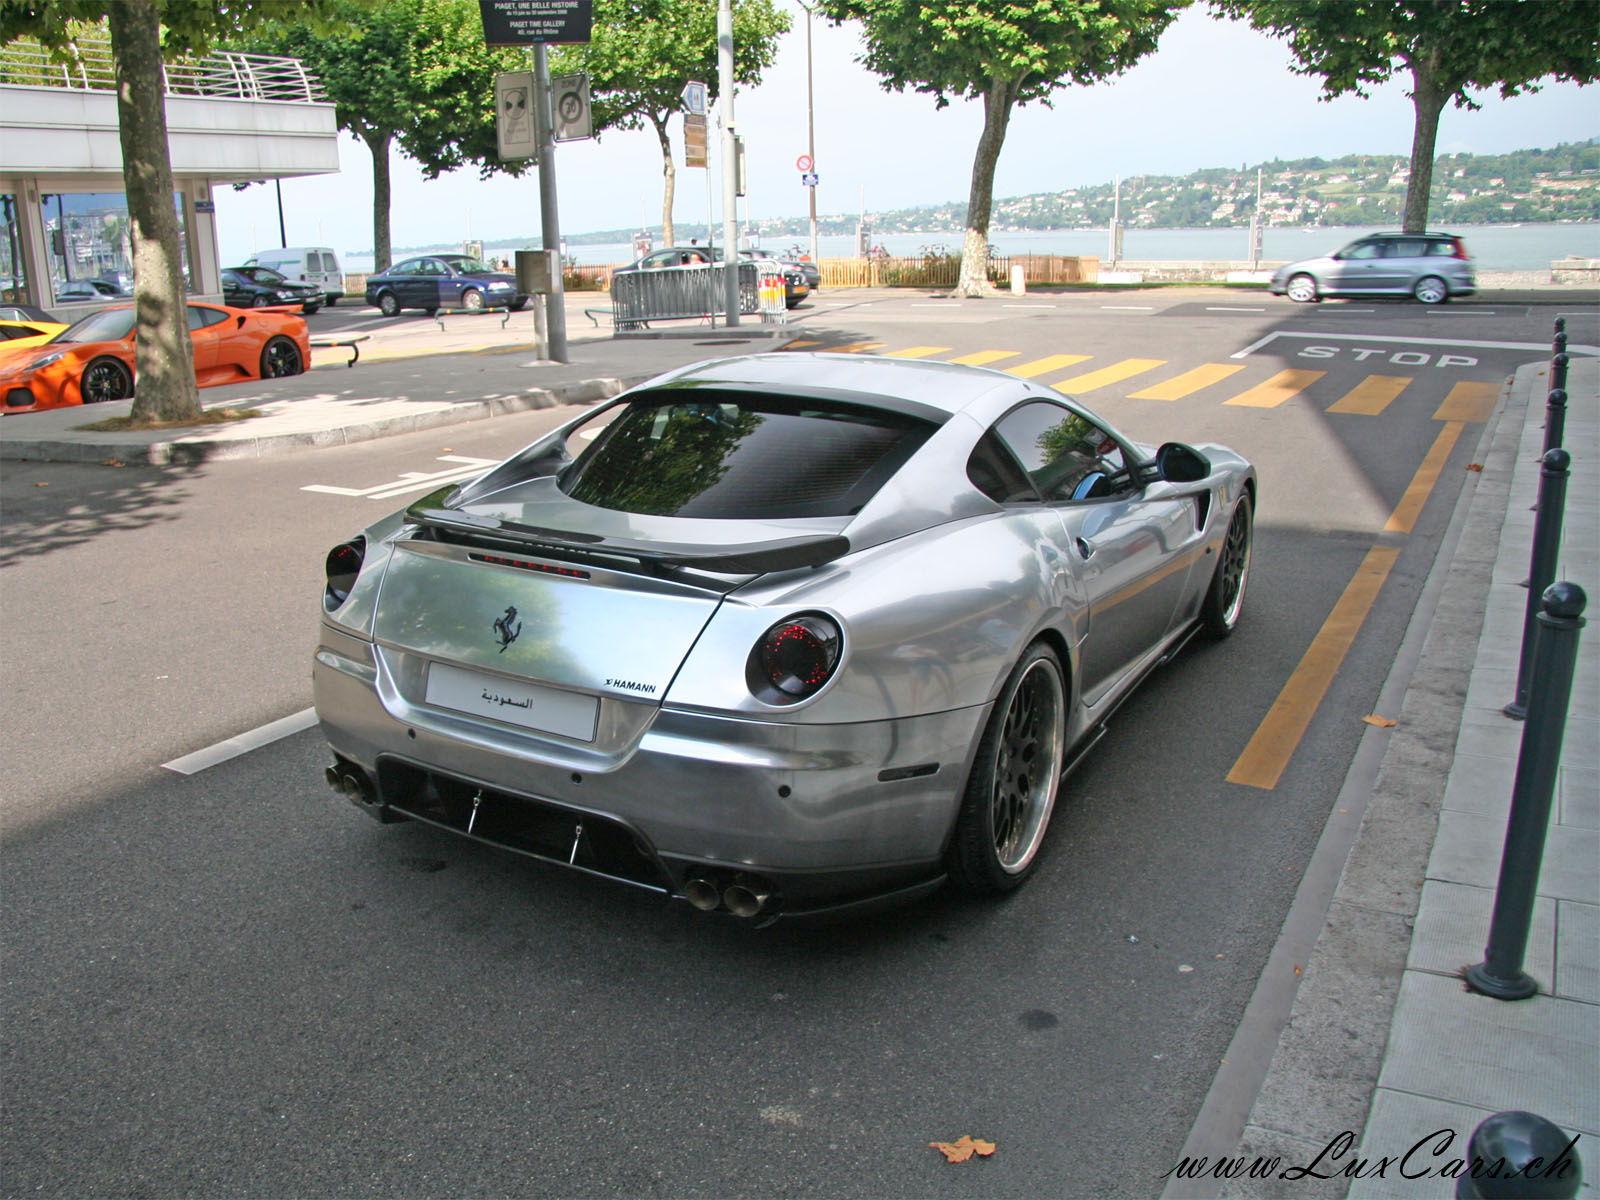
xmin=1204 ymin=350 xmax=1598 ymax=1199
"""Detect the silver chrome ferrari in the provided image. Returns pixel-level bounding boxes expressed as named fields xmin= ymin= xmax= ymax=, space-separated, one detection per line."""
xmin=313 ymin=353 xmax=1255 ymax=921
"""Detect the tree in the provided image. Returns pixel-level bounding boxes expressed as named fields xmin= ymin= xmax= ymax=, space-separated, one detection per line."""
xmin=1214 ymin=1 xmax=1599 ymax=234
xmin=819 ymin=1 xmax=1184 ymax=296
xmin=552 ymin=0 xmax=790 ymax=247
xmin=0 ymin=0 xmax=350 ymax=424
xmin=243 ymin=0 xmax=526 ymax=274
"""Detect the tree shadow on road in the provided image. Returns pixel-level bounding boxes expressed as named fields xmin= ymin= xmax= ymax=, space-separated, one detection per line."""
xmin=0 ymin=459 xmax=196 ymax=568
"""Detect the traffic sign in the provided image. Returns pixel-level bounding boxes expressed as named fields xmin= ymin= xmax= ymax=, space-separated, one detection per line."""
xmin=681 ymin=80 xmax=707 ymax=116
xmin=801 ymin=172 xmax=818 ymax=187
xmin=683 ymin=113 xmax=707 ymax=168
xmin=795 ymin=154 xmax=813 ymax=172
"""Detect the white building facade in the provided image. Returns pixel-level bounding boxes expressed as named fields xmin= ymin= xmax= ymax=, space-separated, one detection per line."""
xmin=0 ymin=36 xmax=338 ymax=316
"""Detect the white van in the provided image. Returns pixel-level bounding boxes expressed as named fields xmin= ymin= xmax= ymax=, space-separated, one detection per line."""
xmin=244 ymin=246 xmax=345 ymax=305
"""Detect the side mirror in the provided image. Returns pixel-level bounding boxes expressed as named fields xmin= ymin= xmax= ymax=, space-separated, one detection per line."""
xmin=1156 ymin=442 xmax=1210 ymax=483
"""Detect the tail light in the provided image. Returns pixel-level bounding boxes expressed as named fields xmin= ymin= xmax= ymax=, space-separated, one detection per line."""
xmin=1450 ymin=238 xmax=1470 ymax=260
xmin=748 ymin=614 xmax=842 ymax=704
xmin=324 ymin=537 xmax=365 ymax=609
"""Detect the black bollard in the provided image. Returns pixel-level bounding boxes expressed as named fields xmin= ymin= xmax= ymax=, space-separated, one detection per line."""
xmin=1506 ymin=451 xmax=1571 ymax=719
xmin=1471 ymin=583 xmax=1587 ymax=999
xmin=1543 ymin=385 xmax=1567 ymax=456
xmin=1454 ymin=1110 xmax=1583 ymax=1199
xmin=1549 ymin=351 xmax=1569 ymax=397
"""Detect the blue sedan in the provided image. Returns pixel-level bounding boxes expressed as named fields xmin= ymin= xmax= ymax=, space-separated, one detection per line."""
xmin=364 ymin=253 xmax=530 ymax=316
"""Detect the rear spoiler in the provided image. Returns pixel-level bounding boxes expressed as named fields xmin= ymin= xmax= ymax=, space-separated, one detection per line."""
xmin=403 ymin=495 xmax=850 ymax=575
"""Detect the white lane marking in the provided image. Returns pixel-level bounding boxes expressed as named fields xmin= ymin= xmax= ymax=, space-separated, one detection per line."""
xmin=163 ymin=708 xmax=318 ymax=775
xmin=1233 ymin=330 xmax=1600 ymax=360
xmin=302 ymin=455 xmax=497 ymax=500
xmin=1102 ymin=305 xmax=1155 ymax=311
xmin=1004 ymin=304 xmax=1057 ymax=309
xmin=1207 ymin=306 xmax=1266 ymax=312
xmin=1428 ymin=309 xmax=1497 ymax=316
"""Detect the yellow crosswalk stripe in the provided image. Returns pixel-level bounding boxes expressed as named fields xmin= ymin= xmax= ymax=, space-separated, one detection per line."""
xmin=829 ymin=342 xmax=886 ymax=354
xmin=1006 ymin=354 xmax=1091 ymax=378
xmin=1224 ymin=369 xmax=1326 ymax=408
xmin=948 ymin=350 xmax=1019 ymax=367
xmin=1051 ymin=358 xmax=1167 ymax=393
xmin=1327 ymin=375 xmax=1411 ymax=416
xmin=1129 ymin=363 xmax=1244 ymax=401
xmin=783 ymin=339 xmax=823 ymax=349
xmin=1385 ymin=422 xmax=1465 ymax=534
xmin=1433 ymin=380 xmax=1499 ymax=422
xmin=883 ymin=346 xmax=952 ymax=359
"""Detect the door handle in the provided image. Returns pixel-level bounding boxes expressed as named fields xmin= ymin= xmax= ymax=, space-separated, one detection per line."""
xmin=1076 ymin=537 xmax=1095 ymax=559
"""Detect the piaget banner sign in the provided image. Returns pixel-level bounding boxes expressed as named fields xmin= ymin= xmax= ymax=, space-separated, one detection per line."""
xmin=478 ymin=0 xmax=592 ymax=44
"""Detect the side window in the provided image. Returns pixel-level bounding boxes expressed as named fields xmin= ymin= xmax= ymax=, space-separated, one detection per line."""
xmin=1343 ymin=241 xmax=1384 ymax=260
xmin=187 ymin=305 xmax=229 ymax=330
xmin=991 ymin=401 xmax=1129 ymax=502
xmin=1392 ymin=239 xmax=1430 ymax=258
xmin=966 ymin=430 xmax=1037 ymax=503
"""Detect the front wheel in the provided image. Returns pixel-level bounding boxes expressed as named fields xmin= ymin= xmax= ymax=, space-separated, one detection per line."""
xmin=1285 ymin=273 xmax=1319 ymax=303
xmin=81 ymin=356 xmax=133 ymax=404
xmin=1413 ymin=275 xmax=1448 ymax=304
xmin=252 ymin=293 xmax=272 ymax=308
xmin=947 ymin=643 xmax=1067 ymax=894
xmin=461 ymin=288 xmax=485 ymax=312
xmin=1201 ymin=494 xmax=1252 ymax=636
xmin=377 ymin=291 xmax=400 ymax=317
xmin=260 ymin=335 xmax=304 ymax=378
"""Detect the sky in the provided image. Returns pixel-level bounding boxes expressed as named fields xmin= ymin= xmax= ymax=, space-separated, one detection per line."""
xmin=213 ymin=3 xmax=1600 ymax=263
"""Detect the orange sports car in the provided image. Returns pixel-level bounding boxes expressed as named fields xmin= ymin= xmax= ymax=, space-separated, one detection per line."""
xmin=1 ymin=301 xmax=311 ymax=414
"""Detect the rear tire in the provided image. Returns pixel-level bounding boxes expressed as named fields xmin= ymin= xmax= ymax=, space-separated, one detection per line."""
xmin=1200 ymin=494 xmax=1252 ymax=637
xmin=947 ymin=642 xmax=1066 ymax=895
xmin=260 ymin=336 xmax=304 ymax=378
xmin=81 ymin=356 xmax=133 ymax=404
xmin=1413 ymin=275 xmax=1448 ymax=304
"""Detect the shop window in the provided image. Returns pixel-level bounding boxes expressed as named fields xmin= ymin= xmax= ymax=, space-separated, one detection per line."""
xmin=39 ymin=191 xmax=193 ymax=299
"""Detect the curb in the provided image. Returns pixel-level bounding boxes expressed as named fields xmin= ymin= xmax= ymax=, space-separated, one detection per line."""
xmin=0 ymin=375 xmax=643 ymax=467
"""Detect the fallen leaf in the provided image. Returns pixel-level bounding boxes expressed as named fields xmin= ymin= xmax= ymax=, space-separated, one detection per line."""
xmin=1466 ymin=463 xmax=1484 ymax=472
xmin=34 ymin=481 xmax=48 ymax=487
xmin=1363 ymin=714 xmax=1398 ymax=728
xmin=930 ymin=1136 xmax=996 ymax=1163
xmin=1294 ymin=965 xmax=1303 ymax=976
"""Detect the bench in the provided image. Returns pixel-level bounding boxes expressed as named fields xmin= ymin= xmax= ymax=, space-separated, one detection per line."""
xmin=434 ymin=306 xmax=517 ymax=332
xmin=308 ymin=333 xmax=371 ymax=367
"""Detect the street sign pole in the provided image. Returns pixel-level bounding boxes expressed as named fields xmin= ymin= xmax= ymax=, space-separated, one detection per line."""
xmin=534 ymin=43 xmax=568 ymax=361
xmin=717 ymin=0 xmax=739 ymax=325
xmin=804 ymin=3 xmax=818 ymax=263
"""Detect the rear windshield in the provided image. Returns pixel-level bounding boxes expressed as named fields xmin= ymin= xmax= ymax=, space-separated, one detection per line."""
xmin=559 ymin=390 xmax=936 ymax=519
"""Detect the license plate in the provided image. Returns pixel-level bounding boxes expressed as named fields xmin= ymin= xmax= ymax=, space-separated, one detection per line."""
xmin=424 ymin=662 xmax=598 ymax=742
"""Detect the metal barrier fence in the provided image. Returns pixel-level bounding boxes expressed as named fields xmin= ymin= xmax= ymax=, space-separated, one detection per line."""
xmin=609 ymin=260 xmax=783 ymax=330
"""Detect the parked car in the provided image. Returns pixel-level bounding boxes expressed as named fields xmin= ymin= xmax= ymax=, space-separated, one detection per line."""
xmin=313 ymin=353 xmax=1255 ymax=921
xmin=1270 ymin=232 xmax=1476 ymax=304
xmin=1 ymin=301 xmax=309 ymax=413
xmin=0 ymin=317 xmax=69 ymax=363
xmin=222 ymin=265 xmax=323 ymax=313
xmin=364 ymin=253 xmax=529 ymax=316
xmin=749 ymin=247 xmax=821 ymax=292
xmin=245 ymin=246 xmax=345 ymax=306
xmin=735 ymin=250 xmax=812 ymax=308
xmin=54 ymin=278 xmax=130 ymax=302
xmin=0 ymin=304 xmax=61 ymax=324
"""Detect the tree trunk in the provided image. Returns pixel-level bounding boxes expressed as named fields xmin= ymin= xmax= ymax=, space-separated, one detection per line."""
xmin=954 ymin=76 xmax=1017 ymax=298
xmin=1403 ymin=57 xmax=1447 ymax=235
xmin=109 ymin=0 xmax=200 ymax=425
xmin=652 ymin=114 xmax=676 ymax=248
xmin=359 ymin=127 xmax=394 ymax=272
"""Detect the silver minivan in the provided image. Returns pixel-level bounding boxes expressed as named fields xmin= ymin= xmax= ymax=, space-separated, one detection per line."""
xmin=1270 ymin=232 xmax=1476 ymax=304
xmin=245 ymin=246 xmax=345 ymax=306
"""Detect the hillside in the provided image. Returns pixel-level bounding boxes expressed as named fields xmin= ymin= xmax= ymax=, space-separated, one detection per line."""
xmin=567 ymin=139 xmax=1599 ymax=246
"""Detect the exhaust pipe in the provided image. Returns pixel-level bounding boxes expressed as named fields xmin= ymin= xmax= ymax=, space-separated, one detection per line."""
xmin=683 ymin=877 xmax=722 ymax=912
xmin=723 ymin=879 xmax=771 ymax=919
xmin=324 ymin=762 xmax=373 ymax=806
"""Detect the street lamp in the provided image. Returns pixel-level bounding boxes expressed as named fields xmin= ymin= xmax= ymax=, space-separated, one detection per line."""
xmin=802 ymin=2 xmax=818 ymax=263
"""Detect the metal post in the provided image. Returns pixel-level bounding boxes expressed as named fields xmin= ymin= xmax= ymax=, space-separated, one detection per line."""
xmin=1543 ymin=386 xmax=1568 ymax=456
xmin=1470 ymin=583 xmax=1587 ymax=1000
xmin=533 ymin=44 xmax=568 ymax=362
xmin=804 ymin=3 xmax=818 ymax=265
xmin=717 ymin=0 xmax=739 ymax=326
xmin=1506 ymin=450 xmax=1570 ymax=719
xmin=1454 ymin=1110 xmax=1582 ymax=1199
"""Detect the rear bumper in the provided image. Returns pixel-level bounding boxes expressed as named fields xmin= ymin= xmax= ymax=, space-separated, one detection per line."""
xmin=313 ymin=629 xmax=988 ymax=918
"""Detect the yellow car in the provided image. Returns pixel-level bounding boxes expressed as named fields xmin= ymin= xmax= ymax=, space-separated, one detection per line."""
xmin=0 ymin=317 xmax=69 ymax=363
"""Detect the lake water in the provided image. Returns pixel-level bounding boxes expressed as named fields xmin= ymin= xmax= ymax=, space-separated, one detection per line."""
xmin=345 ymin=221 xmax=1597 ymax=274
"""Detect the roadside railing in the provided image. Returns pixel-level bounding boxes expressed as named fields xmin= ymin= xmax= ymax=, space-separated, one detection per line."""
xmin=609 ymin=260 xmax=778 ymax=331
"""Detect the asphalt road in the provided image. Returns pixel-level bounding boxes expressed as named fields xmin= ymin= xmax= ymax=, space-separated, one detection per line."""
xmin=1 ymin=291 xmax=1574 ymax=1197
